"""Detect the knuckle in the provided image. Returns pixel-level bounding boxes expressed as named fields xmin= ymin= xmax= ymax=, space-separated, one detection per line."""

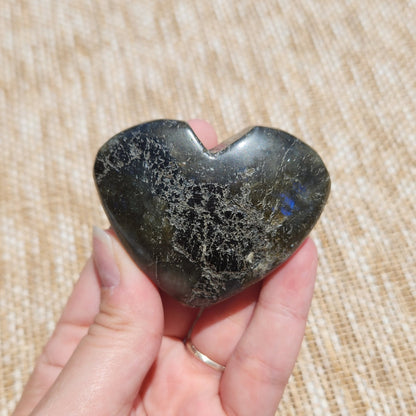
xmin=87 ymin=305 xmax=161 ymax=351
xmin=234 ymin=346 xmax=288 ymax=388
xmin=259 ymin=295 xmax=308 ymax=324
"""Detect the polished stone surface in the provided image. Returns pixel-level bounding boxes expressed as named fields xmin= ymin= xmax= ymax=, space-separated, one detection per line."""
xmin=94 ymin=120 xmax=330 ymax=307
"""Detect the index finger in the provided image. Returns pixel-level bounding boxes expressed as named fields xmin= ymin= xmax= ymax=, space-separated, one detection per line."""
xmin=220 ymin=238 xmax=318 ymax=415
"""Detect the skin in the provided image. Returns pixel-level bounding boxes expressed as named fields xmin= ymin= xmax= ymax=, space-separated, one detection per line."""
xmin=13 ymin=120 xmax=318 ymax=416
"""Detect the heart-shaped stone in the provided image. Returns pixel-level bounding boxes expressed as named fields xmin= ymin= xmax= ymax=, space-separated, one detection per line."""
xmin=94 ymin=120 xmax=330 ymax=307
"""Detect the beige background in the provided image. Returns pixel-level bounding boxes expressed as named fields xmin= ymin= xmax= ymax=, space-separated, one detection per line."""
xmin=1 ymin=1 xmax=415 ymax=414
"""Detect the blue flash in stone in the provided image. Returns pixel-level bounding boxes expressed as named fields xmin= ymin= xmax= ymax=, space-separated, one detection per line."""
xmin=280 ymin=193 xmax=296 ymax=216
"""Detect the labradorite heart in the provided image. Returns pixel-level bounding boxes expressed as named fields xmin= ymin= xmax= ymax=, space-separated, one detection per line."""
xmin=94 ymin=119 xmax=330 ymax=307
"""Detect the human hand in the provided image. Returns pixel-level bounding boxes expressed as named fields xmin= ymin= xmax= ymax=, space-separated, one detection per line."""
xmin=13 ymin=120 xmax=318 ymax=416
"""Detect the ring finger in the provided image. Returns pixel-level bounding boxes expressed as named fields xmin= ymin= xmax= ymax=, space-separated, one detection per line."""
xmin=186 ymin=282 xmax=261 ymax=368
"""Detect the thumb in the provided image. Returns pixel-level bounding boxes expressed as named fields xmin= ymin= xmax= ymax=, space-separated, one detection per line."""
xmin=32 ymin=227 xmax=163 ymax=416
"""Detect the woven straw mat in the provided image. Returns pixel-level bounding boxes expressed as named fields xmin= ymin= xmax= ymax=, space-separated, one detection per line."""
xmin=1 ymin=1 xmax=415 ymax=415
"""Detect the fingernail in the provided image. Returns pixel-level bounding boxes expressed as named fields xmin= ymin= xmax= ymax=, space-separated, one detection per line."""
xmin=92 ymin=226 xmax=121 ymax=288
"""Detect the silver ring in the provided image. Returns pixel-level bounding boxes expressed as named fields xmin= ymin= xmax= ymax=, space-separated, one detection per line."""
xmin=186 ymin=340 xmax=225 ymax=372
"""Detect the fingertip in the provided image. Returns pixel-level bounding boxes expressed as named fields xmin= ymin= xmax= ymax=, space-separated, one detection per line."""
xmin=259 ymin=237 xmax=318 ymax=324
xmin=94 ymin=227 xmax=163 ymax=322
xmin=92 ymin=226 xmax=120 ymax=288
xmin=271 ymin=237 xmax=318 ymax=283
xmin=303 ymin=236 xmax=318 ymax=255
xmin=188 ymin=119 xmax=218 ymax=149
xmin=295 ymin=237 xmax=318 ymax=272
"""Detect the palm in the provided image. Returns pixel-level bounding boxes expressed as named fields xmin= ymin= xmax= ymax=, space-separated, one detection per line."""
xmin=138 ymin=336 xmax=224 ymax=414
xmin=137 ymin=289 xmax=259 ymax=415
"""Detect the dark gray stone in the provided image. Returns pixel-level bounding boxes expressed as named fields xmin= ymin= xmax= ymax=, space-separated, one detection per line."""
xmin=94 ymin=120 xmax=330 ymax=307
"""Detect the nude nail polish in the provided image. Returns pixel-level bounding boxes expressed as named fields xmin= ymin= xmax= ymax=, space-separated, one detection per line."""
xmin=92 ymin=226 xmax=120 ymax=288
